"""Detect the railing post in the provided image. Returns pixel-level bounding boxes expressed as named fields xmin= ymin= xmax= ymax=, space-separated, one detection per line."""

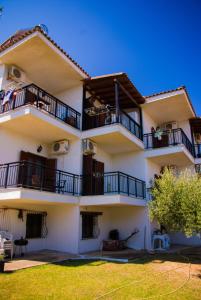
xmin=72 ymin=174 xmax=75 ymax=195
xmin=127 ymin=175 xmax=130 ymax=196
xmin=135 ymin=179 xmax=137 ymax=198
xmin=4 ymin=163 xmax=9 ymax=188
xmin=36 ymin=87 xmax=40 ymax=108
xmin=58 ymin=171 xmax=61 ymax=194
xmin=55 ymin=99 xmax=58 ymax=118
xmin=40 ymin=165 xmax=44 ymax=191
xmin=172 ymin=129 xmax=176 ymax=145
xmin=117 ymin=172 xmax=120 ymax=194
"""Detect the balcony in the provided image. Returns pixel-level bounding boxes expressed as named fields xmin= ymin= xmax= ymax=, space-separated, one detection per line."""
xmin=83 ymin=108 xmax=142 ymax=140
xmin=80 ymin=171 xmax=146 ymax=206
xmin=82 ymin=73 xmax=145 ymax=153
xmin=143 ymin=128 xmax=195 ymax=166
xmin=0 ymin=84 xmax=81 ymax=142
xmin=194 ymin=144 xmax=201 ymax=159
xmin=0 ymin=161 xmax=80 ymax=204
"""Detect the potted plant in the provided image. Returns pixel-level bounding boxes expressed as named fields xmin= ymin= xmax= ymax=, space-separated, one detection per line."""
xmin=0 ymin=253 xmax=5 ymax=273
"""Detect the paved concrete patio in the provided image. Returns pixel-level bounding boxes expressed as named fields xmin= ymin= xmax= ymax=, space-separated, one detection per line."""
xmin=4 ymin=250 xmax=79 ymax=272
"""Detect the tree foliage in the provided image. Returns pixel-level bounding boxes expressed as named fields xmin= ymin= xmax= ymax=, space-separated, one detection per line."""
xmin=149 ymin=168 xmax=201 ymax=237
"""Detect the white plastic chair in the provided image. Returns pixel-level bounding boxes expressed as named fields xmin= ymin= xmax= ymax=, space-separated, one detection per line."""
xmin=0 ymin=231 xmax=14 ymax=259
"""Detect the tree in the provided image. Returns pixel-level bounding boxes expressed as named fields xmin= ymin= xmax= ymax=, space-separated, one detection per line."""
xmin=149 ymin=168 xmax=201 ymax=237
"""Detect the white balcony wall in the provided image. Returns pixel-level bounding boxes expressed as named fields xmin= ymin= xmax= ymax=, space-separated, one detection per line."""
xmin=178 ymin=120 xmax=192 ymax=141
xmin=55 ymin=84 xmax=83 ymax=114
xmin=142 ymin=110 xmax=157 ymax=133
xmin=0 ymin=128 xmax=81 ymax=175
xmin=0 ymin=128 xmax=49 ymax=164
xmin=92 ymin=145 xmax=113 ymax=172
xmin=51 ymin=139 xmax=82 ymax=175
xmin=111 ymin=151 xmax=146 ymax=181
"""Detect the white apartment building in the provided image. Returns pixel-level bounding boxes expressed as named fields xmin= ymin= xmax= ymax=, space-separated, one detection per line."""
xmin=0 ymin=25 xmax=200 ymax=254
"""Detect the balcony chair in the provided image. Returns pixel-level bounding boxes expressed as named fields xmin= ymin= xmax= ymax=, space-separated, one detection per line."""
xmin=0 ymin=231 xmax=14 ymax=259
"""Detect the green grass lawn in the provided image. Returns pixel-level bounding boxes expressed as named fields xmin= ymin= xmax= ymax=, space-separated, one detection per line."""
xmin=0 ymin=254 xmax=200 ymax=300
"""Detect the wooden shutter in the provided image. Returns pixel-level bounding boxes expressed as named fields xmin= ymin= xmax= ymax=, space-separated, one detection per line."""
xmin=18 ymin=151 xmax=30 ymax=186
xmin=82 ymin=155 xmax=93 ymax=195
xmin=93 ymin=160 xmax=104 ymax=195
xmin=44 ymin=159 xmax=57 ymax=192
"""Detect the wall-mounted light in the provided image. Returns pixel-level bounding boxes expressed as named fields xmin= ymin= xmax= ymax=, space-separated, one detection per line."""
xmin=37 ymin=145 xmax=43 ymax=153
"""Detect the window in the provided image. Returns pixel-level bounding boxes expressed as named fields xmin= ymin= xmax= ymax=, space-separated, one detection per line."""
xmin=26 ymin=213 xmax=43 ymax=239
xmin=81 ymin=212 xmax=102 ymax=239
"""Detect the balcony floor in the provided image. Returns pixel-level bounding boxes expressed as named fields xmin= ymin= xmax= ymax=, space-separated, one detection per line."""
xmin=81 ymin=124 xmax=144 ymax=154
xmin=0 ymin=187 xmax=79 ymax=206
xmin=0 ymin=105 xmax=80 ymax=143
xmin=80 ymin=194 xmax=147 ymax=207
xmin=145 ymin=145 xmax=195 ymax=167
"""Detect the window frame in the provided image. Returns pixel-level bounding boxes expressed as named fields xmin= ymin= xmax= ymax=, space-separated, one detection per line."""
xmin=26 ymin=213 xmax=43 ymax=239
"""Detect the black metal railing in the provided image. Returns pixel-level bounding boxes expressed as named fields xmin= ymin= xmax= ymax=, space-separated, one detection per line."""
xmin=195 ymin=164 xmax=201 ymax=174
xmin=104 ymin=172 xmax=146 ymax=198
xmin=143 ymin=128 xmax=195 ymax=157
xmin=0 ymin=84 xmax=81 ymax=129
xmin=0 ymin=161 xmax=80 ymax=196
xmin=83 ymin=109 xmax=142 ymax=140
xmin=194 ymin=144 xmax=201 ymax=158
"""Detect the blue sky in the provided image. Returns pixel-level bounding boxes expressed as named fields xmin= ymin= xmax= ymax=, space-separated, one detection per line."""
xmin=0 ymin=0 xmax=201 ymax=114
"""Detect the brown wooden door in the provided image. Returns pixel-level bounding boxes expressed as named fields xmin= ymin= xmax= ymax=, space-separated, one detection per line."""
xmin=44 ymin=159 xmax=57 ymax=192
xmin=82 ymin=155 xmax=93 ymax=195
xmin=19 ymin=151 xmax=56 ymax=191
xmin=93 ymin=160 xmax=104 ymax=195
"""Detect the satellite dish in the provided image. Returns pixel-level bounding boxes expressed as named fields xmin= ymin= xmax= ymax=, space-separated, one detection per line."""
xmin=38 ymin=24 xmax=49 ymax=35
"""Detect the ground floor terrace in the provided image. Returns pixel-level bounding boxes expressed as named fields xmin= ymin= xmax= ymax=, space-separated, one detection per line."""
xmin=0 ymin=201 xmax=151 ymax=256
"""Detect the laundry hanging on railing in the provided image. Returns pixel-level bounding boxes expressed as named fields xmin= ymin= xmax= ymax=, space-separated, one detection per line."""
xmin=2 ymin=88 xmax=15 ymax=105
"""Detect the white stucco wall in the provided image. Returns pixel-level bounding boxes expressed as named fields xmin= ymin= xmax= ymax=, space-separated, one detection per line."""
xmin=78 ymin=205 xmax=151 ymax=253
xmin=112 ymin=151 xmax=146 ymax=181
xmin=47 ymin=204 xmax=80 ymax=253
xmin=0 ymin=128 xmax=49 ymax=164
xmin=169 ymin=232 xmax=201 ymax=246
xmin=55 ymin=84 xmax=83 ymax=114
xmin=0 ymin=203 xmax=80 ymax=254
xmin=142 ymin=110 xmax=157 ymax=134
xmin=79 ymin=206 xmax=111 ymax=253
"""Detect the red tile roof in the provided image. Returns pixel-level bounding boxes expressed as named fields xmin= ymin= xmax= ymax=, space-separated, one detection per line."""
xmin=0 ymin=25 xmax=89 ymax=77
xmin=145 ymin=86 xmax=185 ymax=98
xmin=145 ymin=86 xmax=196 ymax=116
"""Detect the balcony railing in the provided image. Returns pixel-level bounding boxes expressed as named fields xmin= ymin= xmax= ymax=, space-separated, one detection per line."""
xmin=83 ymin=109 xmax=143 ymax=140
xmin=194 ymin=144 xmax=201 ymax=158
xmin=81 ymin=171 xmax=146 ymax=198
xmin=0 ymin=161 xmax=80 ymax=196
xmin=0 ymin=84 xmax=81 ymax=129
xmin=143 ymin=128 xmax=195 ymax=157
xmin=104 ymin=172 xmax=146 ymax=198
xmin=195 ymin=164 xmax=201 ymax=174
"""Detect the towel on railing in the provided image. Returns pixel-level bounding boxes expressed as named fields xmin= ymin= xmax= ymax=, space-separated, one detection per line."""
xmin=2 ymin=89 xmax=15 ymax=105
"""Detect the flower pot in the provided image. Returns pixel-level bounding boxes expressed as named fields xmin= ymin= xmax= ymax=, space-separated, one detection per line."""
xmin=0 ymin=261 xmax=5 ymax=273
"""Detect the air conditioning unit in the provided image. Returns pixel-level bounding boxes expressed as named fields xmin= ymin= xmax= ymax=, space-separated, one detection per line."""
xmin=8 ymin=65 xmax=26 ymax=83
xmin=83 ymin=139 xmax=97 ymax=155
xmin=51 ymin=140 xmax=69 ymax=155
xmin=160 ymin=121 xmax=178 ymax=131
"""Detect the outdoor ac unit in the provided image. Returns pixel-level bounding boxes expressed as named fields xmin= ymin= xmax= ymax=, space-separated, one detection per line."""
xmin=8 ymin=65 xmax=26 ymax=83
xmin=83 ymin=139 xmax=97 ymax=155
xmin=161 ymin=121 xmax=178 ymax=131
xmin=51 ymin=140 xmax=69 ymax=155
